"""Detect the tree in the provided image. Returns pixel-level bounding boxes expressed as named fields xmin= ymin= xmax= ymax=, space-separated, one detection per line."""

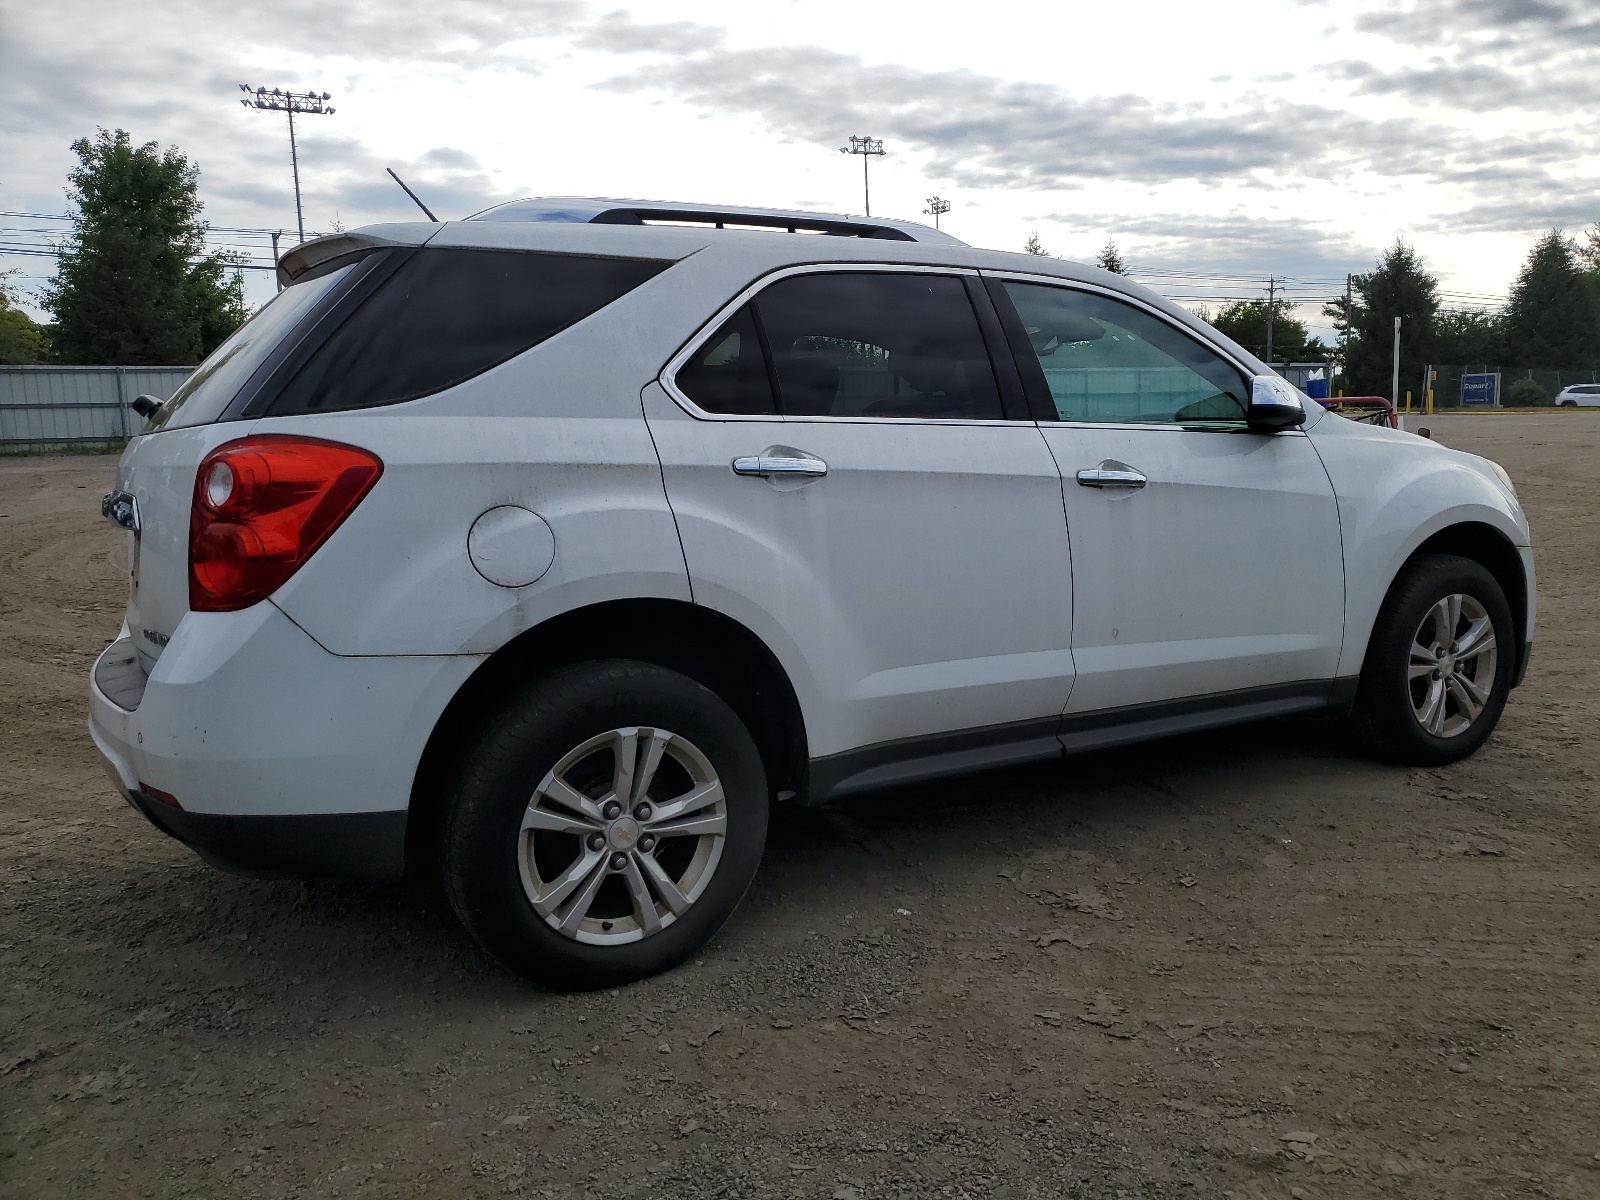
xmin=1579 ymin=222 xmax=1600 ymax=271
xmin=0 ymin=275 xmax=50 ymax=364
xmin=1501 ymin=230 xmax=1600 ymax=368
xmin=1024 ymin=232 xmax=1048 ymax=256
xmin=1095 ymin=239 xmax=1126 ymax=274
xmin=1205 ymin=296 xmax=1315 ymax=361
xmin=42 ymin=128 xmax=248 ymax=365
xmin=1329 ymin=240 xmax=1440 ymax=397
xmin=1433 ymin=308 xmax=1503 ymax=365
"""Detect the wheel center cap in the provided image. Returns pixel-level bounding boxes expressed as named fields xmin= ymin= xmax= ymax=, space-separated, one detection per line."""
xmin=607 ymin=816 xmax=641 ymax=852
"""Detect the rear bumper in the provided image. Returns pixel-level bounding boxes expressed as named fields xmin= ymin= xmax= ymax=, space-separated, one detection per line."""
xmin=89 ymin=602 xmax=483 ymax=882
xmin=129 ymin=789 xmax=407 ymax=882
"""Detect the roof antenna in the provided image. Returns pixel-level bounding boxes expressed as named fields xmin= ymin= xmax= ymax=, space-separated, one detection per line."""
xmin=386 ymin=168 xmax=438 ymax=222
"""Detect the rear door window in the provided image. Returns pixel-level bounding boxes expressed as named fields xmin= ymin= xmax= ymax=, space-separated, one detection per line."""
xmin=758 ymin=272 xmax=1003 ymax=419
xmin=266 ymin=249 xmax=670 ymax=415
xmin=673 ymin=271 xmax=1004 ymax=420
xmin=673 ymin=304 xmax=775 ymax=415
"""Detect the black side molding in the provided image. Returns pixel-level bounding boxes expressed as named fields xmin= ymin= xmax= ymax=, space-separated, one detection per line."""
xmin=129 ymin=792 xmax=406 ymax=884
xmin=805 ymin=680 xmax=1337 ymax=805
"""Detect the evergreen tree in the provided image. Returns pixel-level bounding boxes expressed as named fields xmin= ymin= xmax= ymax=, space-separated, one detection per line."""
xmin=1095 ymin=239 xmax=1126 ymax=274
xmin=1024 ymin=232 xmax=1047 ymax=256
xmin=1501 ymin=230 xmax=1600 ymax=368
xmin=1329 ymin=240 xmax=1440 ymax=397
xmin=42 ymin=128 xmax=247 ymax=365
xmin=0 ymin=275 xmax=50 ymax=364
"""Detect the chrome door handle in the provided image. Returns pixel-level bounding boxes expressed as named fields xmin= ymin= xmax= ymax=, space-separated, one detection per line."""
xmin=1075 ymin=460 xmax=1146 ymax=490
xmin=732 ymin=455 xmax=828 ymax=479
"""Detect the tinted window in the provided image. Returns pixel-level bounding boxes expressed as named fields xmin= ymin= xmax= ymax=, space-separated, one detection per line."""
xmin=267 ymin=249 xmax=669 ymax=415
xmin=760 ymin=273 xmax=1001 ymax=419
xmin=1002 ymin=282 xmax=1248 ymax=425
xmin=674 ymin=304 xmax=774 ymax=415
xmin=151 ymin=264 xmax=355 ymax=431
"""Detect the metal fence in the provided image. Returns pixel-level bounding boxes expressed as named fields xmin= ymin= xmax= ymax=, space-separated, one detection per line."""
xmin=0 ymin=366 xmax=195 ymax=447
xmin=1430 ymin=365 xmax=1600 ymax=407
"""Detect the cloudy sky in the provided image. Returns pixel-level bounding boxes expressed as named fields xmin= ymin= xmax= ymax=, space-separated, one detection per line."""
xmin=4 ymin=0 xmax=1598 ymax=333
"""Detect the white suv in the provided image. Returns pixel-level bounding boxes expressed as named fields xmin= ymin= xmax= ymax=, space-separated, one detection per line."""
xmin=90 ymin=198 xmax=1534 ymax=988
xmin=1554 ymin=383 xmax=1600 ymax=407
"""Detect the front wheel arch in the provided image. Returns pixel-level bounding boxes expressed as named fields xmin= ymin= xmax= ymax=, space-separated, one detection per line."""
xmin=1398 ymin=523 xmax=1528 ymax=673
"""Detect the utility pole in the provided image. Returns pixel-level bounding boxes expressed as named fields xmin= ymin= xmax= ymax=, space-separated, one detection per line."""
xmin=1265 ymin=276 xmax=1278 ymax=365
xmin=1391 ymin=316 xmax=1403 ymax=406
xmin=270 ymin=231 xmax=282 ymax=292
xmin=923 ymin=195 xmax=951 ymax=230
xmin=839 ymin=136 xmax=885 ymax=217
xmin=240 ymin=85 xmax=336 ymax=245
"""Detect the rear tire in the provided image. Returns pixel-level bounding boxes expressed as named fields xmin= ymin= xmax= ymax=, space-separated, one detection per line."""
xmin=1349 ymin=554 xmax=1515 ymax=766
xmin=442 ymin=660 xmax=768 ymax=990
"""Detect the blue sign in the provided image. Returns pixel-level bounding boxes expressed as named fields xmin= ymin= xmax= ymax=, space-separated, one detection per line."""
xmin=1461 ymin=373 xmax=1500 ymax=406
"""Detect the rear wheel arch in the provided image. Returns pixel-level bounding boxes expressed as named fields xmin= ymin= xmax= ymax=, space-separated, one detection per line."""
xmin=407 ymin=599 xmax=807 ymax=872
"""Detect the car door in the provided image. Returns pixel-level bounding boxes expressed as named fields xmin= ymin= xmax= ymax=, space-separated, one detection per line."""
xmin=643 ymin=266 xmax=1076 ymax=777
xmin=986 ymin=275 xmax=1345 ymax=717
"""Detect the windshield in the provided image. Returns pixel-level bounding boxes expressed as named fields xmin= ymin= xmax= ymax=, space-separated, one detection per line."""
xmin=149 ymin=265 xmax=355 ymax=432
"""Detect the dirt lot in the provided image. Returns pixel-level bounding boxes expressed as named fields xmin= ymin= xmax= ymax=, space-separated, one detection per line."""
xmin=1 ymin=412 xmax=1596 ymax=1199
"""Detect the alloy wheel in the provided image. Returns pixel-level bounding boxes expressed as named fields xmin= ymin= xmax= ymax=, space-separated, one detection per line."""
xmin=517 ymin=726 xmax=727 ymax=945
xmin=1408 ymin=593 xmax=1498 ymax=738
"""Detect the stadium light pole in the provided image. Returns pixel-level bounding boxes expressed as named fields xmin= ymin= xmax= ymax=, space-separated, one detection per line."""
xmin=923 ymin=195 xmax=951 ymax=230
xmin=839 ymin=136 xmax=885 ymax=217
xmin=239 ymin=85 xmax=336 ymax=245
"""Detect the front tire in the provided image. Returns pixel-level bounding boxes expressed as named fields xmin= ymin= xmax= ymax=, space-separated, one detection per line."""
xmin=442 ymin=660 xmax=768 ymax=989
xmin=1350 ymin=554 xmax=1516 ymax=766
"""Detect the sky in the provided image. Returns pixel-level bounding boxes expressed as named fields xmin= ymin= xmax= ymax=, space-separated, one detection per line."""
xmin=3 ymin=0 xmax=1598 ymax=337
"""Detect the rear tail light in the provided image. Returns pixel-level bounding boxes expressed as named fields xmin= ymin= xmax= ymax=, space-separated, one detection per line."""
xmin=189 ymin=435 xmax=383 ymax=612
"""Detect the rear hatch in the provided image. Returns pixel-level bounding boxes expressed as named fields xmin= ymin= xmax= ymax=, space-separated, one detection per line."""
xmin=113 ymin=234 xmax=411 ymax=670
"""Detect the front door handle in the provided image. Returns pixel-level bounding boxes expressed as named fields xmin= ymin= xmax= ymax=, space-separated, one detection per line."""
xmin=1075 ymin=460 xmax=1146 ymax=490
xmin=732 ymin=455 xmax=828 ymax=479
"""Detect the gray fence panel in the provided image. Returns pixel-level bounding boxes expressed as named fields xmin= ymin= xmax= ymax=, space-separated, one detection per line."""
xmin=0 ymin=367 xmax=195 ymax=445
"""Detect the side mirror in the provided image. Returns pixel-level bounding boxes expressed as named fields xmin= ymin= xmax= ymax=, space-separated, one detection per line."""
xmin=1247 ymin=374 xmax=1305 ymax=431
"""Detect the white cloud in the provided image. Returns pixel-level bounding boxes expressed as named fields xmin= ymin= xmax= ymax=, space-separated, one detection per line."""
xmin=0 ymin=0 xmax=1595 ymax=329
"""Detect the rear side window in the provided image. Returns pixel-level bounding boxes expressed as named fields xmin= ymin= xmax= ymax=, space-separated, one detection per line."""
xmin=151 ymin=264 xmax=355 ymax=431
xmin=267 ymin=249 xmax=669 ymax=415
xmin=675 ymin=271 xmax=1003 ymax=420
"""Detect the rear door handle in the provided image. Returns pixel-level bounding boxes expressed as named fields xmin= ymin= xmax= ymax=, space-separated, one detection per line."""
xmin=732 ymin=455 xmax=828 ymax=479
xmin=1075 ymin=460 xmax=1146 ymax=490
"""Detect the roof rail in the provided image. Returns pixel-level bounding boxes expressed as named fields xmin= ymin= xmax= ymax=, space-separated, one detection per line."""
xmin=588 ymin=206 xmax=913 ymax=241
xmin=465 ymin=197 xmax=964 ymax=245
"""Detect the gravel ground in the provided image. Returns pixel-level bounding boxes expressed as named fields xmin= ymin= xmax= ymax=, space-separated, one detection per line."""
xmin=1 ymin=412 xmax=1597 ymax=1199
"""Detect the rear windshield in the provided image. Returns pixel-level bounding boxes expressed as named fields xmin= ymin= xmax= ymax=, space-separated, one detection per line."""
xmin=265 ymin=248 xmax=670 ymax=415
xmin=150 ymin=265 xmax=354 ymax=432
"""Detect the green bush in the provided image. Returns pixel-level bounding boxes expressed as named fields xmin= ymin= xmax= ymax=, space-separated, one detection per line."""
xmin=1504 ymin=378 xmax=1549 ymax=407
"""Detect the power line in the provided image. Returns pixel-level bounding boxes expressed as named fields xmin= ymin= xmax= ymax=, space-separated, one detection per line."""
xmin=239 ymin=85 xmax=335 ymax=244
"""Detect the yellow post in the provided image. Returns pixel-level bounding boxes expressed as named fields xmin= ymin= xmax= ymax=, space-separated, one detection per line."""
xmin=1426 ymin=389 xmax=1434 ymax=415
xmin=1337 ymin=388 xmax=1343 ymax=398
xmin=1405 ymin=390 xmax=1412 ymax=413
